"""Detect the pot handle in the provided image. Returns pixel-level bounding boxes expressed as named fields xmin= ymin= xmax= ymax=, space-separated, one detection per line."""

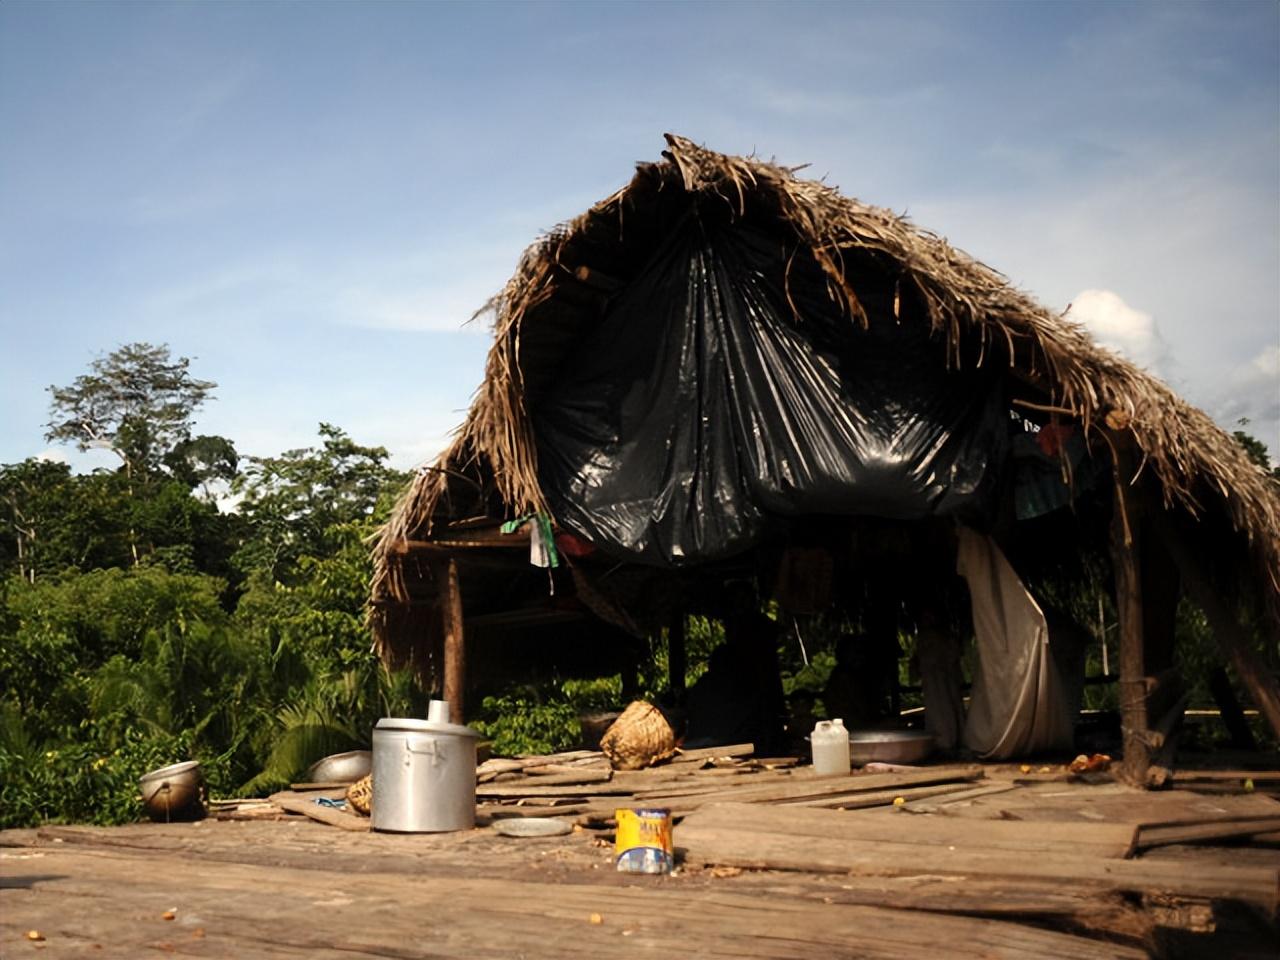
xmin=403 ymin=739 xmax=445 ymax=766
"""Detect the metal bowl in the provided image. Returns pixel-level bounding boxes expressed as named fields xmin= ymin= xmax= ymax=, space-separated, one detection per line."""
xmin=305 ymin=750 xmax=372 ymax=784
xmin=847 ymin=730 xmax=935 ymax=765
xmin=139 ymin=760 xmax=205 ymax=821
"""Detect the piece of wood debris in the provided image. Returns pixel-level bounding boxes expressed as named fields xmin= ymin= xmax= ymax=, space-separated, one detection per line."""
xmin=273 ymin=797 xmax=370 ymax=832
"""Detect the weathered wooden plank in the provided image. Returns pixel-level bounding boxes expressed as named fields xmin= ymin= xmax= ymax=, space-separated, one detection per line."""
xmin=476 ymin=803 xmax=588 ymax=820
xmin=787 ymin=781 xmax=988 ymax=810
xmin=906 ymin=782 xmax=1023 ymax=807
xmin=570 ymin=769 xmax=987 ymax=824
xmin=719 ymin=869 xmax=1158 ymax=940
xmin=495 ymin=768 xmax=613 ymax=787
xmin=945 ymin=785 xmax=1280 ymax=826
xmin=1 ymin=843 xmax=1150 ymax=960
xmin=1136 ymin=816 xmax=1280 ymax=848
xmin=1171 ymin=769 xmax=1280 ymax=783
xmin=522 ymin=768 xmax=616 ymax=783
xmin=475 ymin=783 xmax=632 ymax=799
xmin=678 ymin=815 xmax=1279 ymax=916
xmin=637 ymin=764 xmax=984 ymax=805
xmin=669 ymin=742 xmax=756 ymax=763
xmin=687 ymin=802 xmax=1139 ymax=858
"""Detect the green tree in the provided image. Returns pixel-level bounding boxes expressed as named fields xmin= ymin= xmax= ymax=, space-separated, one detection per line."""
xmin=41 ymin=345 xmax=245 ymax=573
xmin=164 ymin=434 xmax=240 ymax=500
xmin=0 ymin=458 xmax=75 ymax=582
xmin=1233 ymin=419 xmax=1280 ymax=482
xmin=46 ymin=343 xmax=218 ymax=481
xmin=232 ymin=423 xmax=407 ymax=583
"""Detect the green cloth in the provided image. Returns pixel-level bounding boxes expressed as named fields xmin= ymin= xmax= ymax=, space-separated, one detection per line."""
xmin=500 ymin=512 xmax=559 ymax=568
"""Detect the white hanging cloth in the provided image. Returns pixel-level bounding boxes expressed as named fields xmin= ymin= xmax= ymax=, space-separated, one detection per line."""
xmin=957 ymin=526 xmax=1074 ymax=759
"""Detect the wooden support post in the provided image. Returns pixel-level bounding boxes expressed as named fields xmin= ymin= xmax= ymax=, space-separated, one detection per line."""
xmin=668 ymin=613 xmax=687 ymax=706
xmin=1150 ymin=511 xmax=1280 ymax=743
xmin=439 ymin=557 xmax=466 ymax=725
xmin=1208 ymin=666 xmax=1258 ymax=751
xmin=1111 ymin=450 xmax=1156 ymax=787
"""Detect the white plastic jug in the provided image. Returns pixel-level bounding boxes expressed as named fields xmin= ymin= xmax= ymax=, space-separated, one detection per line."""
xmin=811 ymin=718 xmax=851 ymax=776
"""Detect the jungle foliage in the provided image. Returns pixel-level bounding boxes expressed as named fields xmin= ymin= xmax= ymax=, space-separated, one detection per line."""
xmin=0 ymin=344 xmax=415 ymax=826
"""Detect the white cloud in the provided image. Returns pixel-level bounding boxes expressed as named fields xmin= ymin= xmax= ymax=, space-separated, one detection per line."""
xmin=1212 ymin=344 xmax=1280 ymax=457
xmin=1066 ymin=289 xmax=1170 ymax=376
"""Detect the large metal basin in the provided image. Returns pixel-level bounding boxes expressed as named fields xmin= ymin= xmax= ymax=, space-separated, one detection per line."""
xmin=847 ymin=730 xmax=935 ymax=765
xmin=305 ymin=750 xmax=372 ymax=784
xmin=139 ymin=760 xmax=205 ymax=821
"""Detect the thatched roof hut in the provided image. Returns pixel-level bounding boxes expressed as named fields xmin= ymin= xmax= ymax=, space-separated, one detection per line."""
xmin=370 ymin=135 xmax=1279 ymax=782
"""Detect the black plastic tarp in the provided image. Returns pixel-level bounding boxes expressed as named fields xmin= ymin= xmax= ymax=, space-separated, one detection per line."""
xmin=531 ymin=215 xmax=1008 ymax=567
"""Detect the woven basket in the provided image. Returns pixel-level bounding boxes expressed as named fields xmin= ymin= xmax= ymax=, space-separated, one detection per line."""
xmin=345 ymin=774 xmax=372 ymax=816
xmin=600 ymin=701 xmax=677 ymax=771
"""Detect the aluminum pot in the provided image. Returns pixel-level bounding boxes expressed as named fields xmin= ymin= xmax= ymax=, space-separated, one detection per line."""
xmin=847 ymin=730 xmax=935 ymax=765
xmin=139 ymin=760 xmax=205 ymax=822
xmin=371 ymin=701 xmax=480 ymax=833
xmin=305 ymin=750 xmax=372 ymax=784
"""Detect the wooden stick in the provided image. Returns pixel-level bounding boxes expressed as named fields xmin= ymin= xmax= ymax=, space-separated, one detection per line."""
xmin=1011 ymin=398 xmax=1081 ymax=417
xmin=273 ymin=797 xmax=370 ymax=832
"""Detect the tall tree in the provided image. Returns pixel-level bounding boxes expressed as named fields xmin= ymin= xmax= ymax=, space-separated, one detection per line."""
xmin=1233 ymin=419 xmax=1280 ymax=482
xmin=232 ymin=424 xmax=407 ymax=583
xmin=46 ymin=343 xmax=217 ymax=481
xmin=45 ymin=344 xmax=229 ymax=565
xmin=0 ymin=459 xmax=74 ymax=582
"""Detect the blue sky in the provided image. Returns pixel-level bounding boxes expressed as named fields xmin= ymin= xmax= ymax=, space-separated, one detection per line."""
xmin=2 ymin=0 xmax=1277 ymax=472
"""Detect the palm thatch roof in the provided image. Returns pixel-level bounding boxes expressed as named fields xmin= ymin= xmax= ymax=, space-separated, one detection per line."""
xmin=369 ymin=134 xmax=1280 ymax=667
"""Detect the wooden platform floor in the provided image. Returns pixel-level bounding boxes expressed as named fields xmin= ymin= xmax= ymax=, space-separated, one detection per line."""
xmin=0 ymin=811 xmax=1273 ymax=959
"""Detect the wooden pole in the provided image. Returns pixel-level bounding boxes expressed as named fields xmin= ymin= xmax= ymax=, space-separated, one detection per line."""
xmin=439 ymin=557 xmax=466 ymax=724
xmin=1111 ymin=450 xmax=1154 ymax=787
xmin=1149 ymin=511 xmax=1280 ymax=742
xmin=1207 ymin=667 xmax=1258 ymax=751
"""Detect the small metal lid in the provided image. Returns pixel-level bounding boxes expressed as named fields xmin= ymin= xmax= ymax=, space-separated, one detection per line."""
xmin=375 ymin=716 xmax=481 ymax=738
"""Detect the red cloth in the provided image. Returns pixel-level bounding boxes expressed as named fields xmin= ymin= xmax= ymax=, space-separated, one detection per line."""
xmin=555 ymin=530 xmax=596 ymax=558
xmin=1036 ymin=422 xmax=1075 ymax=458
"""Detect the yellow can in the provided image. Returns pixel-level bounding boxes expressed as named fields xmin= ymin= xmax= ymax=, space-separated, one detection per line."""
xmin=614 ymin=807 xmax=673 ymax=874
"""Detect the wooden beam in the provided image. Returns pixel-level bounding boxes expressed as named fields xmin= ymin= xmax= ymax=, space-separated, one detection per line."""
xmin=439 ymin=557 xmax=466 ymax=724
xmin=464 ymin=608 xmax=586 ymax=630
xmin=1149 ymin=510 xmax=1280 ymax=742
xmin=1111 ymin=448 xmax=1156 ymax=787
xmin=391 ymin=533 xmax=530 ymax=555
